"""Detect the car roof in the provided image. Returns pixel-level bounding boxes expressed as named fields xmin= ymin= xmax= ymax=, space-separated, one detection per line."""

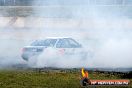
xmin=45 ymin=37 xmax=71 ymax=39
xmin=32 ymin=37 xmax=72 ymax=43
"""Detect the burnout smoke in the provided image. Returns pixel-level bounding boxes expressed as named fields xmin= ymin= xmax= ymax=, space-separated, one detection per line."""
xmin=0 ymin=0 xmax=132 ymax=69
xmin=35 ymin=47 xmax=88 ymax=68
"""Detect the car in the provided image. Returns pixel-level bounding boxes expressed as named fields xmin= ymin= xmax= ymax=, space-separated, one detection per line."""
xmin=21 ymin=37 xmax=88 ymax=61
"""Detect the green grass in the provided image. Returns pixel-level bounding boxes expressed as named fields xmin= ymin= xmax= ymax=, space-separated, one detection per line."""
xmin=0 ymin=70 xmax=131 ymax=88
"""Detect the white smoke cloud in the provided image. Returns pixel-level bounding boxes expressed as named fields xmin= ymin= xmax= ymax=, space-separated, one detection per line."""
xmin=92 ymin=38 xmax=132 ymax=68
xmin=0 ymin=1 xmax=132 ymax=69
xmin=34 ymin=47 xmax=88 ymax=68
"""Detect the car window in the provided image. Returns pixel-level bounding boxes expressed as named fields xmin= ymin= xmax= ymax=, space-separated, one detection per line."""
xmin=68 ymin=38 xmax=81 ymax=48
xmin=56 ymin=39 xmax=69 ymax=48
xmin=56 ymin=38 xmax=81 ymax=48
xmin=31 ymin=40 xmax=41 ymax=46
xmin=43 ymin=39 xmax=57 ymax=46
xmin=31 ymin=39 xmax=57 ymax=46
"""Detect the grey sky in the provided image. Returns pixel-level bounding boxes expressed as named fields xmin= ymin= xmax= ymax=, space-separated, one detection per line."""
xmin=0 ymin=0 xmax=132 ymax=6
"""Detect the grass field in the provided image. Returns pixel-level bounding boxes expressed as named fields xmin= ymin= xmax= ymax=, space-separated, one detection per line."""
xmin=0 ymin=69 xmax=131 ymax=88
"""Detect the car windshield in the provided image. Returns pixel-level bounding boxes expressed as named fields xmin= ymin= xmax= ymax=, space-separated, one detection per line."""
xmin=56 ymin=38 xmax=81 ymax=48
xmin=31 ymin=39 xmax=57 ymax=46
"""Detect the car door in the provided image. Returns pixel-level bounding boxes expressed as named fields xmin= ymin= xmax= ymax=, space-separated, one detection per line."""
xmin=55 ymin=38 xmax=76 ymax=55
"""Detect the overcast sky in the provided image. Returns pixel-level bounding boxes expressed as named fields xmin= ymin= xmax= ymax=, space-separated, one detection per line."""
xmin=0 ymin=0 xmax=132 ymax=6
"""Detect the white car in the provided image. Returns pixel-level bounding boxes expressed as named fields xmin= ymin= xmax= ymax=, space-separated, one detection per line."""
xmin=21 ymin=38 xmax=88 ymax=61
